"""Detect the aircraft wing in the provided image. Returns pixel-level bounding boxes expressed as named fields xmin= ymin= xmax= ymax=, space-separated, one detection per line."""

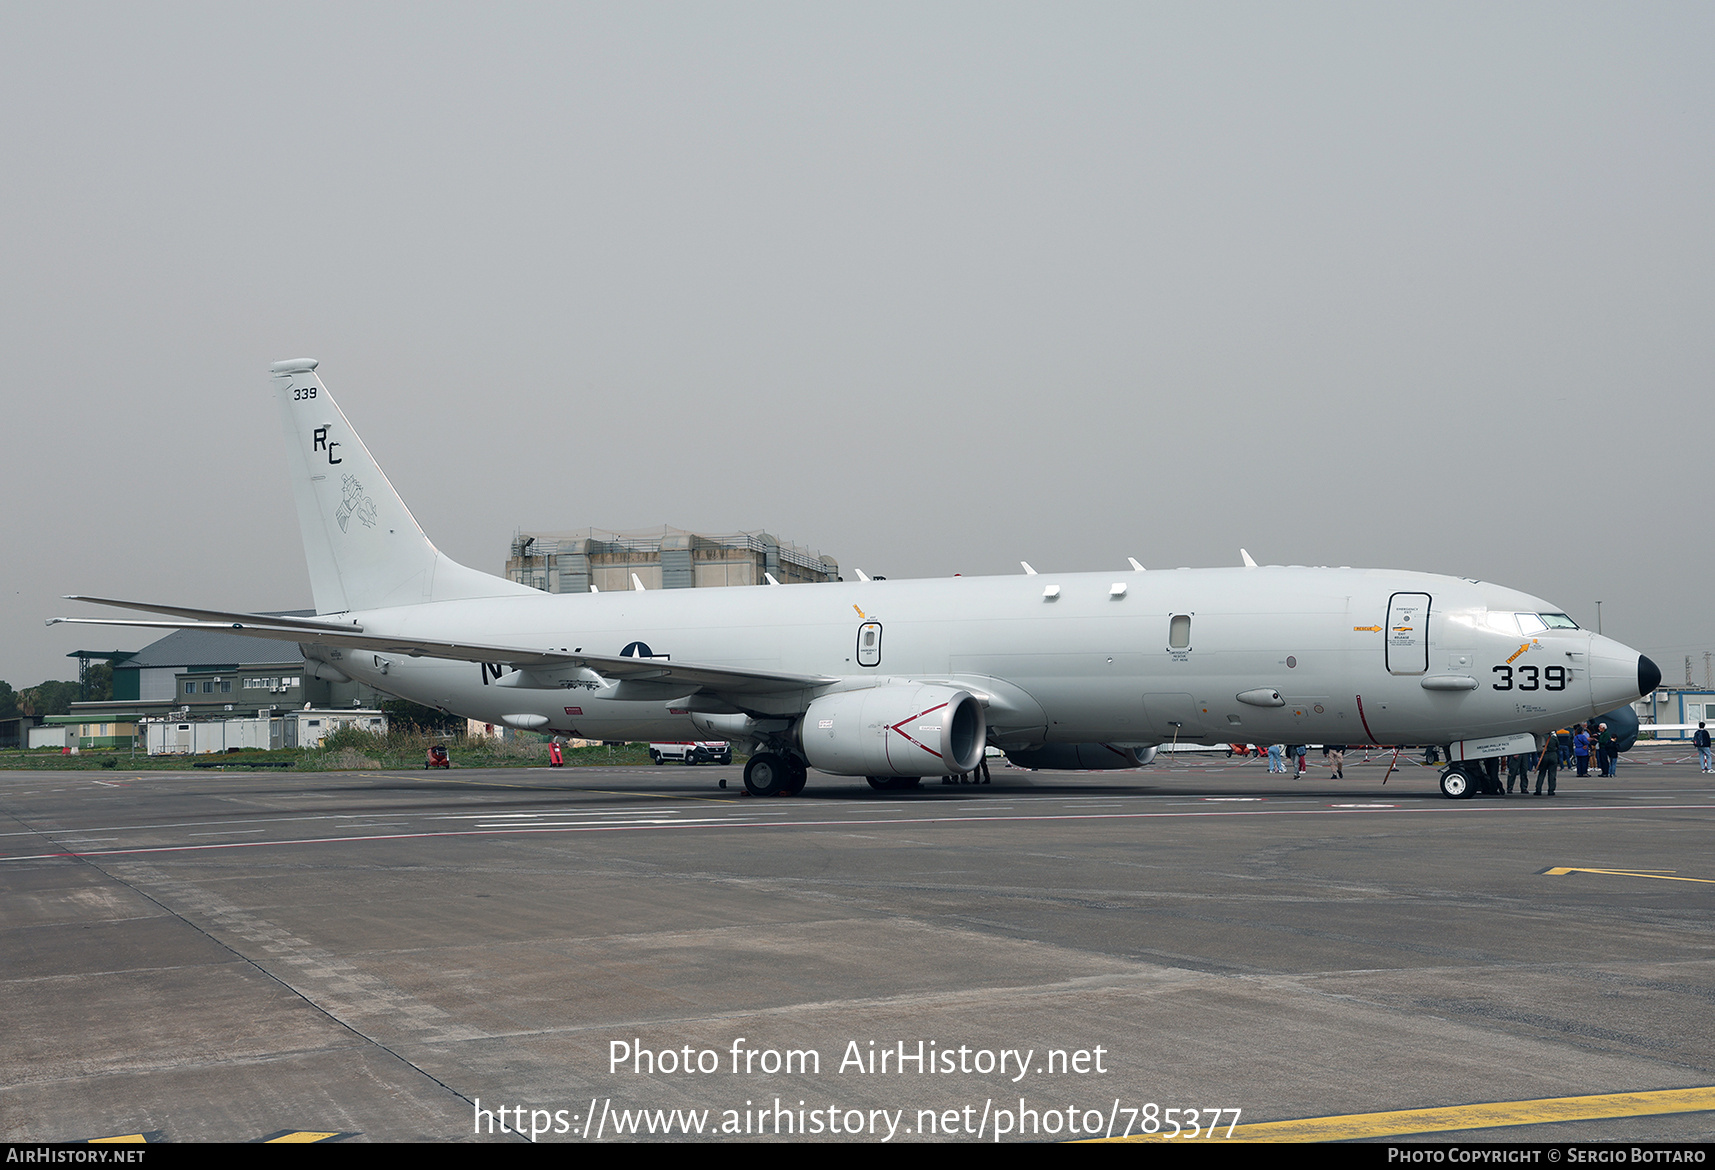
xmin=50 ymin=606 xmax=834 ymax=695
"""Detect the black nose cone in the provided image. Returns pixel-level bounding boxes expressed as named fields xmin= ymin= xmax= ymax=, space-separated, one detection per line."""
xmin=1639 ymin=655 xmax=1662 ymax=697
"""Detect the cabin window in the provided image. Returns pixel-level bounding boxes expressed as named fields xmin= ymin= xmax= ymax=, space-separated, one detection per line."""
xmin=1168 ymin=614 xmax=1192 ymax=650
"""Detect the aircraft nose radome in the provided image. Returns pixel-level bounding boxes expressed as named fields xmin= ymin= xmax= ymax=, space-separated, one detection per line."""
xmin=1639 ymin=655 xmax=1662 ymax=697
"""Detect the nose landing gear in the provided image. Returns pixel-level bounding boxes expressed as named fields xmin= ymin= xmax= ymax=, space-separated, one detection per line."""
xmin=1438 ymin=759 xmax=1500 ymax=799
xmin=1438 ymin=767 xmax=1473 ymax=799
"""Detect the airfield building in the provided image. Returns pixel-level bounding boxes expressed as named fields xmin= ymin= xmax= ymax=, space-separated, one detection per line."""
xmin=504 ymin=528 xmax=841 ymax=593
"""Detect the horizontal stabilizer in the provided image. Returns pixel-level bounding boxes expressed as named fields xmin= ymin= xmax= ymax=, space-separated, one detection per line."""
xmin=62 ymin=595 xmax=365 ymax=633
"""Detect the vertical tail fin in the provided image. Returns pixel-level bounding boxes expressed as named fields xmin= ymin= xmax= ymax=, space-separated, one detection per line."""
xmin=270 ymin=359 xmax=534 ymax=614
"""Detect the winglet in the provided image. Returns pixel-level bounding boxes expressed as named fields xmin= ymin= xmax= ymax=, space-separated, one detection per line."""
xmin=1241 ymin=548 xmax=1258 ymax=568
xmin=1021 ymin=561 xmax=1038 ymax=576
xmin=1127 ymin=557 xmax=1145 ymax=572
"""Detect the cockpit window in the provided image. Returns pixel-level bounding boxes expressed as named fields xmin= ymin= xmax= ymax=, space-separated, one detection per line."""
xmin=1539 ymin=613 xmax=1579 ymax=629
xmin=1515 ymin=613 xmax=1547 ymax=635
xmin=1485 ymin=612 xmax=1519 ymax=634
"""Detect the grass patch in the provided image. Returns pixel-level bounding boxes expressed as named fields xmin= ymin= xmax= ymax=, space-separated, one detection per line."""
xmin=0 ymin=733 xmax=662 ymax=772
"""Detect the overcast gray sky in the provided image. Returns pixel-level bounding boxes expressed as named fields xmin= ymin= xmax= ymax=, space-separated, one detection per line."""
xmin=3 ymin=3 xmax=1711 ymax=687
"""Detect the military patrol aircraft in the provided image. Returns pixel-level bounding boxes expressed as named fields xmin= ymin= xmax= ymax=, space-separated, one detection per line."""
xmin=54 ymin=360 xmax=1661 ymax=799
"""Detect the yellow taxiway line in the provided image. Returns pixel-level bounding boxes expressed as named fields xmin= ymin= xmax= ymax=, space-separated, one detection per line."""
xmin=1543 ymin=866 xmax=1715 ymax=885
xmin=1099 ymin=1085 xmax=1715 ymax=1142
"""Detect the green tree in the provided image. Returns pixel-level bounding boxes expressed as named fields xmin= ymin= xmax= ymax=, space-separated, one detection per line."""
xmin=15 ymin=681 xmax=81 ymax=718
xmin=82 ymin=663 xmax=113 ymax=703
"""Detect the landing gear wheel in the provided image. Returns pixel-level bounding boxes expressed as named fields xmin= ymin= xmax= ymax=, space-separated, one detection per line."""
xmin=743 ymin=753 xmax=790 ymax=797
xmin=781 ymin=760 xmax=808 ymax=796
xmin=867 ymin=776 xmax=892 ymax=791
xmin=1439 ymin=767 xmax=1474 ymax=799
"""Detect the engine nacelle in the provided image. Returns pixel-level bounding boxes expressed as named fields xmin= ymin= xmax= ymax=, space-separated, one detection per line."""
xmin=1005 ymin=743 xmax=1157 ymax=771
xmin=798 ymin=684 xmax=987 ymax=777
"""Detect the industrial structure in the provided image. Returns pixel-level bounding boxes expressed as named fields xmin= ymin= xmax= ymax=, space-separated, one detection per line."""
xmin=53 ymin=622 xmax=390 ymax=751
xmin=505 ymin=527 xmax=840 ymax=593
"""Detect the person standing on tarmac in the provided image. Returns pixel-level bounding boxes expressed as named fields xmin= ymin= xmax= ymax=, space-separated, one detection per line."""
xmin=1696 ymin=722 xmax=1712 ymax=773
xmin=1596 ymin=722 xmax=1615 ymax=777
xmin=1507 ymin=751 xmax=1531 ymax=795
xmin=1327 ymin=744 xmax=1345 ymax=780
xmin=1535 ymin=734 xmax=1559 ymax=796
xmin=1574 ymin=724 xmax=1591 ymax=776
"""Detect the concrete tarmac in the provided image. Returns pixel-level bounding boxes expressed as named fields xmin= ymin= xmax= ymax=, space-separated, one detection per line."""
xmin=3 ymin=746 xmax=1713 ymax=1143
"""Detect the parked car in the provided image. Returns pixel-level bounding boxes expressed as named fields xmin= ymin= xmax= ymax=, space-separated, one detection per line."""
xmin=649 ymin=741 xmax=732 ymax=766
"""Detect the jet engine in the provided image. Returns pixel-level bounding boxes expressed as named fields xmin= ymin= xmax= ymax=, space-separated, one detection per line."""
xmin=798 ymin=684 xmax=987 ymax=777
xmin=1004 ymin=744 xmax=1157 ymax=770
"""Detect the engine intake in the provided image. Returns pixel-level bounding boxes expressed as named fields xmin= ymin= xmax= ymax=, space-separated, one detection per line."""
xmin=798 ymin=684 xmax=987 ymax=777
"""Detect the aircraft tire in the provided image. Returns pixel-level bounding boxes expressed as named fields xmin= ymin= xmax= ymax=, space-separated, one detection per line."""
xmin=1438 ymin=768 xmax=1473 ymax=800
xmin=744 ymin=753 xmax=790 ymax=797
xmin=866 ymin=776 xmax=891 ymax=791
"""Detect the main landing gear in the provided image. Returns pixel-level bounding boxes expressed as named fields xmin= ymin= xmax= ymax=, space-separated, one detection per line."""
xmin=866 ymin=776 xmax=922 ymax=791
xmin=743 ymin=752 xmax=808 ymax=797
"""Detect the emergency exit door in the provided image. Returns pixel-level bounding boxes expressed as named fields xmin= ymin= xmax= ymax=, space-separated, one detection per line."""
xmin=1386 ymin=592 xmax=1431 ymax=675
xmin=856 ymin=621 xmax=882 ymax=667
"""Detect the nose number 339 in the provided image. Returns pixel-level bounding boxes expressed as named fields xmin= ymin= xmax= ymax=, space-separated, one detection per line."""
xmin=1492 ymin=665 xmax=1567 ymax=691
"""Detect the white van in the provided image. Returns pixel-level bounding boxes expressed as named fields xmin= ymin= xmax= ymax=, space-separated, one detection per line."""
xmin=649 ymin=741 xmax=732 ymax=766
